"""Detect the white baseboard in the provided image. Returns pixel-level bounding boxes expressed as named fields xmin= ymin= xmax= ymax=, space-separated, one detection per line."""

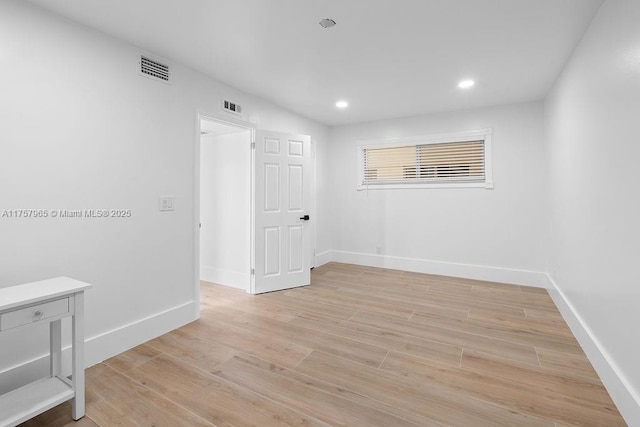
xmin=200 ymin=265 xmax=249 ymax=291
xmin=0 ymin=300 xmax=197 ymax=395
xmin=85 ymin=300 xmax=197 ymax=367
xmin=320 ymin=250 xmax=548 ymax=288
xmin=314 ymin=250 xmax=333 ymax=268
xmin=545 ymin=274 xmax=640 ymax=426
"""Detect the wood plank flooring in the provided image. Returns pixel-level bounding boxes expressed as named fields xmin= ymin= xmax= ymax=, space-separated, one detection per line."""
xmin=21 ymin=263 xmax=626 ymax=426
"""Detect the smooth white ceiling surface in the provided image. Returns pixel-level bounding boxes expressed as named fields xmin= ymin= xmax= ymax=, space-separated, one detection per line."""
xmin=26 ymin=0 xmax=603 ymax=126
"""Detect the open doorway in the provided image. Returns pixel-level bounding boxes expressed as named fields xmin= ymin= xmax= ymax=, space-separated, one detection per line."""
xmin=195 ymin=115 xmax=316 ymax=300
xmin=199 ymin=117 xmax=252 ymax=292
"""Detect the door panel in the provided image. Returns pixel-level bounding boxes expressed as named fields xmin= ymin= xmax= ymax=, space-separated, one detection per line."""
xmin=264 ymin=226 xmax=281 ymax=276
xmin=288 ymin=165 xmax=303 ymax=210
xmin=288 ymin=225 xmax=303 ymax=273
xmin=253 ymin=130 xmax=311 ymax=294
xmin=264 ymin=164 xmax=280 ymax=211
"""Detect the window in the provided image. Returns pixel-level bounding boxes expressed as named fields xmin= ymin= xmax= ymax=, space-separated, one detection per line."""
xmin=357 ymin=129 xmax=493 ymax=189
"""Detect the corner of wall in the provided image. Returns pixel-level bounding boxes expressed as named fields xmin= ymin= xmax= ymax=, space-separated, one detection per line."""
xmin=314 ymin=250 xmax=334 ymax=268
xmin=545 ymin=274 xmax=640 ymax=425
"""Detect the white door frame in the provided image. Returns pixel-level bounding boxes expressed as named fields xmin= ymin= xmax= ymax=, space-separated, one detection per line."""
xmin=310 ymin=137 xmax=317 ymax=269
xmin=193 ymin=113 xmax=317 ymax=308
xmin=193 ymin=112 xmax=254 ymax=317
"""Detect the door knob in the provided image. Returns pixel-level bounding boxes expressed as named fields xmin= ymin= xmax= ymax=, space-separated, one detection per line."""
xmin=299 ymin=215 xmax=310 ymax=221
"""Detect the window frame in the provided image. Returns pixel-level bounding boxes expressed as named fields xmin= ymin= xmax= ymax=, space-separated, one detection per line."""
xmin=356 ymin=128 xmax=493 ymax=190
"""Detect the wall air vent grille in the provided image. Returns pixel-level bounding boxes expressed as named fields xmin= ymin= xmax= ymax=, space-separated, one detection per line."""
xmin=140 ymin=56 xmax=170 ymax=82
xmin=223 ymin=100 xmax=243 ymax=116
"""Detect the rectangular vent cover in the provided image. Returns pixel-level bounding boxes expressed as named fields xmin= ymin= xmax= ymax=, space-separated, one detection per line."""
xmin=140 ymin=56 xmax=170 ymax=82
xmin=223 ymin=100 xmax=242 ymax=115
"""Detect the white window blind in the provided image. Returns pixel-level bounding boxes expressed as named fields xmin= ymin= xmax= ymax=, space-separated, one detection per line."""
xmin=357 ymin=129 xmax=492 ymax=189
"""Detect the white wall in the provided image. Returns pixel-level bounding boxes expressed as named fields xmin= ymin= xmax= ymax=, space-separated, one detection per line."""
xmin=200 ymin=130 xmax=251 ymax=290
xmin=0 ymin=0 xmax=328 ymax=392
xmin=322 ymin=102 xmax=548 ymax=286
xmin=545 ymin=0 xmax=640 ymax=423
xmin=3 ymin=0 xmax=637 ymax=421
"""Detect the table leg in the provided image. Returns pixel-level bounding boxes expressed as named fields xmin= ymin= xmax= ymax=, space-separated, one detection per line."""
xmin=50 ymin=319 xmax=62 ymax=378
xmin=71 ymin=292 xmax=85 ymax=420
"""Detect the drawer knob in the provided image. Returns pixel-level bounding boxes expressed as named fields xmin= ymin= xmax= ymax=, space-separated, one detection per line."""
xmin=33 ymin=310 xmax=43 ymax=320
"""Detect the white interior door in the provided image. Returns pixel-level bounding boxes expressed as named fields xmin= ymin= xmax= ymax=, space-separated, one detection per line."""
xmin=252 ymin=130 xmax=311 ymax=294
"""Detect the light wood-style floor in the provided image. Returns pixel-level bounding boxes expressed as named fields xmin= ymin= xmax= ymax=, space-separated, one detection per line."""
xmin=23 ymin=263 xmax=625 ymax=426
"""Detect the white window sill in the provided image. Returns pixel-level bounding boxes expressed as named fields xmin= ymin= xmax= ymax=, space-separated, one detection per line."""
xmin=357 ymin=181 xmax=493 ymax=190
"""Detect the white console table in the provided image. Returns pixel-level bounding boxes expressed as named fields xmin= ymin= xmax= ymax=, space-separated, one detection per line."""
xmin=0 ymin=277 xmax=91 ymax=427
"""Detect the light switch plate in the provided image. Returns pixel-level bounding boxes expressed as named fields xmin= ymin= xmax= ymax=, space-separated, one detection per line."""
xmin=159 ymin=196 xmax=175 ymax=211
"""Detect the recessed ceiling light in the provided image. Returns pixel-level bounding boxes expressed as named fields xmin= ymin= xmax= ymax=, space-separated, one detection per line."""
xmin=336 ymin=100 xmax=349 ymax=109
xmin=458 ymin=80 xmax=475 ymax=89
xmin=319 ymin=18 xmax=337 ymax=29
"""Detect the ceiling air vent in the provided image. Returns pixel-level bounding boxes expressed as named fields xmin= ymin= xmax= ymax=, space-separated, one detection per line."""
xmin=139 ymin=55 xmax=170 ymax=82
xmin=222 ymin=100 xmax=242 ymax=116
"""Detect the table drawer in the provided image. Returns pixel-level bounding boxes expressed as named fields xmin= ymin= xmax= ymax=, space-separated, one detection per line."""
xmin=0 ymin=298 xmax=70 ymax=331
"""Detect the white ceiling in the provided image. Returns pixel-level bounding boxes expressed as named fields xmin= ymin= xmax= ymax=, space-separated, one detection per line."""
xmin=27 ymin=0 xmax=603 ymax=126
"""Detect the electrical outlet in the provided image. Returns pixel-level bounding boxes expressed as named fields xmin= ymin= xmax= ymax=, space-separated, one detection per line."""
xmin=159 ymin=196 xmax=175 ymax=212
xmin=376 ymin=245 xmax=383 ymax=255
